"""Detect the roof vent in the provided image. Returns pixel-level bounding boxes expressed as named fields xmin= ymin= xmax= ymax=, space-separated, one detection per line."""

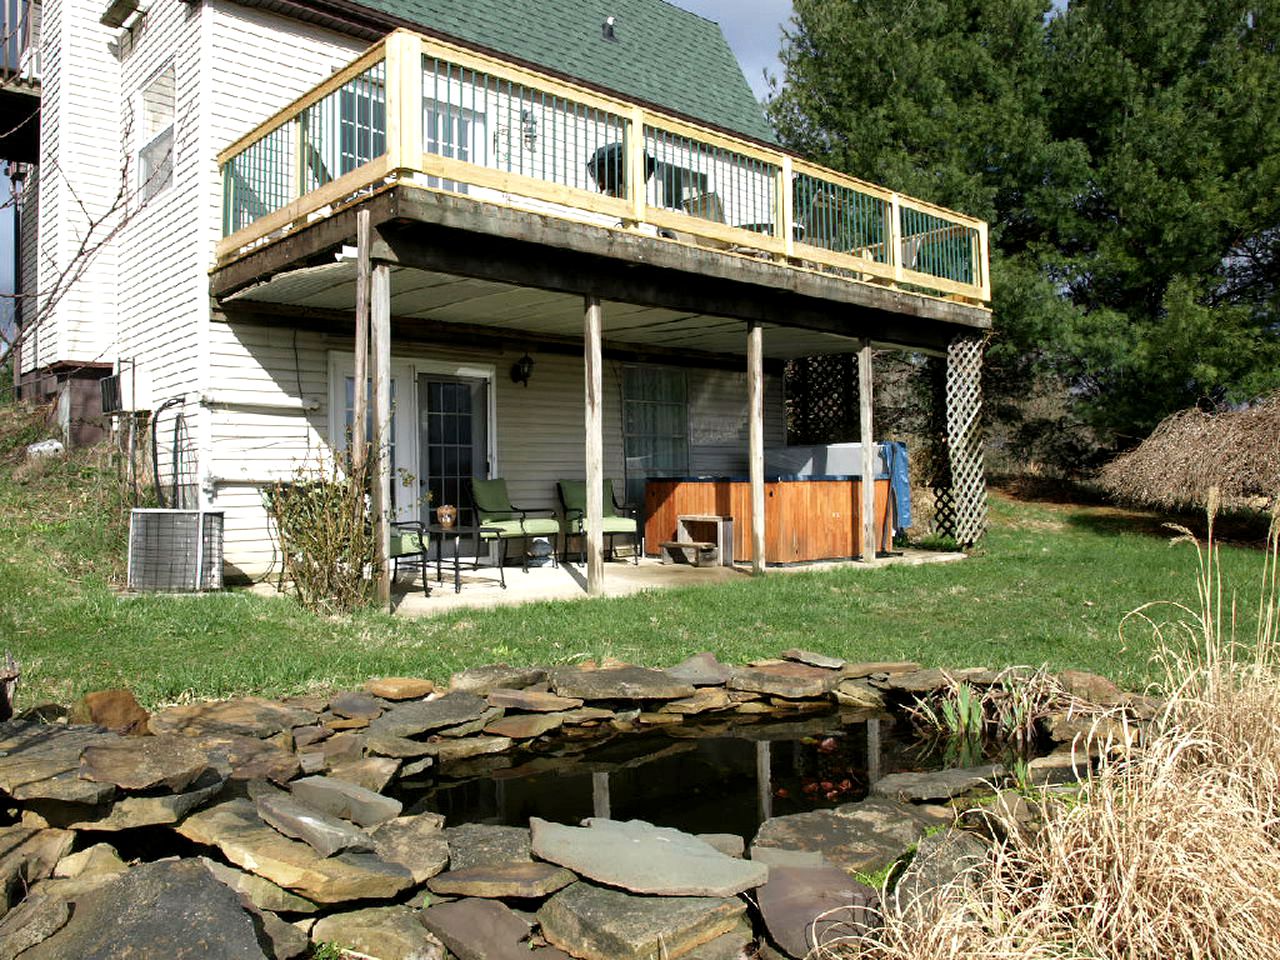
xmin=602 ymin=15 xmax=617 ymax=42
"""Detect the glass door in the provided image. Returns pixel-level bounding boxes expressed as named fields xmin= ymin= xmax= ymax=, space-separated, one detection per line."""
xmin=419 ymin=374 xmax=489 ymax=554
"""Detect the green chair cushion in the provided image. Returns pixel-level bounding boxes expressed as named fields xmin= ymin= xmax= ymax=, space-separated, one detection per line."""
xmin=568 ymin=515 xmax=637 ymax=535
xmin=391 ymin=531 xmax=428 ymax=556
xmin=479 ymin=517 xmax=561 ymax=539
xmin=558 ymin=478 xmax=625 ymax=518
xmin=470 ymin=478 xmax=517 ymax=522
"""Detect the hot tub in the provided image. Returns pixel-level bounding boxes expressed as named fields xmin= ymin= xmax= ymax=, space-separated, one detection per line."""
xmin=643 ymin=475 xmax=891 ymax=564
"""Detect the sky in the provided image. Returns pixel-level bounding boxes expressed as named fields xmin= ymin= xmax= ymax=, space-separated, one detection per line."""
xmin=675 ymin=0 xmax=795 ymax=100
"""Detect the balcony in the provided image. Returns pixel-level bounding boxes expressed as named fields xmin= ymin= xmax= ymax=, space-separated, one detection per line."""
xmin=215 ymin=30 xmax=990 ymax=309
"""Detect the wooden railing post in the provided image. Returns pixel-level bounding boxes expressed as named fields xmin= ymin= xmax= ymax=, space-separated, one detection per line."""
xmin=626 ymin=107 xmax=646 ymax=225
xmin=859 ymin=340 xmax=877 ymax=561
xmin=889 ymin=193 xmax=904 ymax=284
xmin=385 ymin=30 xmax=423 ymax=172
xmin=778 ymin=156 xmax=794 ymax=258
xmin=976 ymin=221 xmax=992 ymax=301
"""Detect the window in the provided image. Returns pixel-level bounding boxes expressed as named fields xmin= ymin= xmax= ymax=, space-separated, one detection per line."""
xmin=137 ymin=64 xmax=174 ymax=201
xmin=338 ymin=73 xmax=386 ymax=176
xmin=622 ymin=366 xmax=689 ymax=505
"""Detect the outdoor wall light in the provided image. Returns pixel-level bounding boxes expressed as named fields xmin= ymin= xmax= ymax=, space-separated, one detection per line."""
xmin=521 ymin=109 xmax=538 ymax=150
xmin=511 ymin=352 xmax=535 ymax=387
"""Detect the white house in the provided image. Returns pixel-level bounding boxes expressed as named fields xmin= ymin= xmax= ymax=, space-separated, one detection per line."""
xmin=6 ymin=0 xmax=991 ymax=593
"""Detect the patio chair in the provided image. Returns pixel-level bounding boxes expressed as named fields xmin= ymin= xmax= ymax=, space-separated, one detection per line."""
xmin=390 ymin=520 xmax=431 ymax=597
xmin=468 ymin=478 xmax=561 ymax=573
xmin=557 ymin=478 xmax=641 ymax=565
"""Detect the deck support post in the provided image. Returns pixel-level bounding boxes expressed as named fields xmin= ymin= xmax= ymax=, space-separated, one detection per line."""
xmin=747 ymin=321 xmax=766 ymax=574
xmin=756 ymin=740 xmax=772 ymax=822
xmin=859 ymin=340 xmax=877 ymax=562
xmin=352 ymin=210 xmax=371 ymax=472
xmin=592 ymin=771 xmax=611 ymax=819
xmin=866 ymin=717 xmax=882 ymax=785
xmin=371 ymin=261 xmax=393 ymax=607
xmin=584 ymin=296 xmax=605 ymax=596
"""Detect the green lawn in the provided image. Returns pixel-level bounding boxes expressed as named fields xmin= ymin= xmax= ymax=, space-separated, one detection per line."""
xmin=0 ymin=438 xmax=1268 ymax=709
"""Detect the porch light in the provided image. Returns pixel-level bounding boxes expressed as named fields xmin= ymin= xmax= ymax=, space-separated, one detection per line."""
xmin=511 ymin=353 xmax=535 ymax=387
xmin=521 ymin=109 xmax=537 ymax=150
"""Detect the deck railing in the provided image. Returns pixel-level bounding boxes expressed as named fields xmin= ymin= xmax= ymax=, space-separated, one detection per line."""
xmin=1 ymin=0 xmax=39 ymax=82
xmin=217 ymin=30 xmax=990 ymax=303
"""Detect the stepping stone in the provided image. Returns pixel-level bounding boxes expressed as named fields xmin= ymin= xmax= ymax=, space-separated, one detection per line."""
xmin=530 ymin=818 xmax=767 ymax=897
xmin=148 ymin=697 xmax=315 ymax=738
xmin=369 ymin=693 xmax=490 ymax=739
xmin=664 ymin=653 xmax=734 ymax=687
xmin=363 ymin=677 xmax=435 ymax=701
xmin=421 ymin=898 xmax=532 ymax=960
xmin=728 ymin=663 xmax=840 ymax=700
xmin=311 ymin=905 xmax=446 ymax=960
xmin=444 ymin=824 xmax=532 ymax=870
xmin=328 ymin=691 xmax=385 ymax=720
xmin=177 ymin=800 xmax=413 ymax=904
xmin=195 ymin=733 xmax=301 ymax=783
xmin=67 ymin=689 xmax=149 ymax=736
xmin=290 ymin=775 xmax=402 ymax=827
xmin=79 ymin=736 xmax=213 ymax=794
xmin=450 ymin=665 xmax=547 ymax=696
xmin=752 ymin=798 xmax=950 ymax=875
xmin=537 ymin=882 xmax=746 ymax=960
xmin=484 ymin=714 xmax=565 ymax=739
xmin=327 ymin=757 xmax=400 ymax=793
xmin=427 ymin=861 xmax=577 ymax=899
xmin=779 ymin=649 xmax=846 ymax=670
xmin=486 ymin=688 xmax=583 ymax=712
xmin=757 ymin=865 xmax=880 ymax=959
xmin=370 ymin=813 xmax=450 ymax=884
xmin=870 ymin=764 xmax=1003 ymax=803
xmin=199 ymin=858 xmax=319 ymax=914
xmin=254 ymin=790 xmax=374 ymax=857
xmin=549 ymin=666 xmax=695 ymax=701
xmin=18 ymin=859 xmax=269 ymax=959
xmin=659 ymin=688 xmax=731 ymax=715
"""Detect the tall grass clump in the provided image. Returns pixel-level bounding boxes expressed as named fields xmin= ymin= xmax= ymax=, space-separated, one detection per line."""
xmin=828 ymin=492 xmax=1280 ymax=960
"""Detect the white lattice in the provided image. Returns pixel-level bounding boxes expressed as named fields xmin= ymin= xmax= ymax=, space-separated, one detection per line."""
xmin=944 ymin=337 xmax=988 ymax=545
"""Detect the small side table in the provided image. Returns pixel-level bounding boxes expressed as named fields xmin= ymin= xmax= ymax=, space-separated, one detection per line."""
xmin=425 ymin=523 xmax=506 ymax=593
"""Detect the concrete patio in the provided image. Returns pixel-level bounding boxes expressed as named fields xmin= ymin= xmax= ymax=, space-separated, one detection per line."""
xmin=378 ymin=549 xmax=967 ymax=616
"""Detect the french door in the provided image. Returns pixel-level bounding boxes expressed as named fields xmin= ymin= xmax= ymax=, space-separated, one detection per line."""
xmin=419 ymin=374 xmax=489 ymax=554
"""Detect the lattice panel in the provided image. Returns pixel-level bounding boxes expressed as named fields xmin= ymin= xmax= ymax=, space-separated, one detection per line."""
xmin=943 ymin=337 xmax=987 ymax=545
xmin=784 ymin=355 xmax=859 ymax=445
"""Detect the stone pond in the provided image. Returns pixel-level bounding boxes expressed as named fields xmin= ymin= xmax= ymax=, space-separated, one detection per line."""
xmin=0 ymin=653 xmax=1150 ymax=959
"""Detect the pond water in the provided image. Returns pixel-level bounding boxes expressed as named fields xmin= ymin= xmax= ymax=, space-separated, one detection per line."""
xmin=399 ymin=709 xmax=972 ymax=840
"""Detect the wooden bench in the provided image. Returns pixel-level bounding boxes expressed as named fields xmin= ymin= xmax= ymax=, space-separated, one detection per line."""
xmin=658 ymin=540 xmax=719 ymax=567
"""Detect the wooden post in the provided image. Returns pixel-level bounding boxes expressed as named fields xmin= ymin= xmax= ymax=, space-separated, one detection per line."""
xmin=352 ymin=209 xmax=371 ymax=472
xmin=371 ymin=262 xmax=392 ymax=607
xmin=584 ymin=296 xmax=605 ymax=595
xmin=747 ymin=321 xmax=766 ymax=574
xmin=866 ymin=717 xmax=882 ymax=785
xmin=592 ymin=771 xmax=611 ymax=819
xmin=756 ymin=740 xmax=772 ymax=822
xmin=859 ymin=340 xmax=877 ymax=562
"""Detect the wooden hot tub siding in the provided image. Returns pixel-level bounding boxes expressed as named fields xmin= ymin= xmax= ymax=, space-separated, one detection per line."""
xmin=643 ymin=477 xmax=891 ymax=564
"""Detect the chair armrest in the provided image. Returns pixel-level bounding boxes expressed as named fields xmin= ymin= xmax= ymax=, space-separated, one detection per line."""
xmin=391 ymin=520 xmax=427 ymax=533
xmin=512 ymin=506 xmax=558 ymax=520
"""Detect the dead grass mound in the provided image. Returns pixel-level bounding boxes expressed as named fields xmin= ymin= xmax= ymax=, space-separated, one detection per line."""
xmin=1099 ymin=392 xmax=1280 ymax=511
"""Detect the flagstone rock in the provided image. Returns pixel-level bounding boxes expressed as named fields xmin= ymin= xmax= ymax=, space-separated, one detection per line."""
xmin=52 ymin=843 xmax=125 ymax=880
xmin=450 ymin=665 xmax=548 ymax=696
xmin=757 ymin=865 xmax=880 ymax=959
xmin=420 ymin=898 xmax=532 ymax=960
xmin=874 ymin=667 xmax=988 ymax=694
xmin=26 ymin=769 xmax=225 ymax=831
xmin=252 ymin=909 xmax=308 ymax=960
xmin=369 ymin=693 xmax=490 ymax=739
xmin=484 ymin=713 xmax=566 ymax=739
xmin=255 ymin=790 xmax=374 ymax=857
xmin=682 ymin=917 xmax=753 ymax=960
xmin=328 ymin=691 xmax=386 ymax=720
xmin=728 ymin=663 xmax=839 ymax=700
xmin=370 ymin=813 xmax=450 ymax=884
xmin=892 ymin=829 xmax=988 ymax=920
xmin=748 ymin=847 xmax=827 ymax=869
xmin=436 ymin=706 xmax=505 ymax=738
xmin=177 ymin=800 xmax=413 ymax=904
xmin=328 ymin=756 xmax=400 ymax=793
xmin=367 ymin=731 xmax=438 ymax=758
xmin=444 ymin=823 xmax=532 ymax=870
xmin=20 ymin=859 xmax=269 ymax=960
xmin=428 ymin=861 xmax=576 ymax=899
xmin=870 ymin=764 xmax=1003 ymax=803
xmin=752 ymin=798 xmax=951 ymax=875
xmin=67 ymin=689 xmax=150 ymax=736
xmin=0 ymin=826 xmax=73 ymax=913
xmin=779 ymin=649 xmax=845 ymax=671
xmin=199 ymin=858 xmax=319 ymax=914
xmin=426 ymin=735 xmax=513 ymax=763
xmin=0 ymin=893 xmax=70 ymax=960
xmin=696 ymin=834 xmax=744 ymax=858
xmin=290 ymin=775 xmax=402 ymax=827
xmin=554 ymin=707 xmax=616 ymax=725
xmin=196 ymin=733 xmax=301 ymax=783
xmin=319 ymin=731 xmax=367 ymax=765
xmin=364 ymin=677 xmax=436 ymax=701
xmin=664 ymin=653 xmax=734 ymax=687
xmin=538 ymin=882 xmax=746 ymax=960
xmin=11 ymin=770 xmax=116 ymax=805
xmin=841 ymin=661 xmax=920 ymax=680
xmin=833 ymin=679 xmax=886 ymax=710
xmin=291 ymin=725 xmax=330 ymax=748
xmin=323 ymin=716 xmax=370 ymax=732
xmin=311 ymin=905 xmax=447 ymax=960
xmin=486 ymin=688 xmax=583 ymax=712
xmin=549 ymin=666 xmax=695 ymax=701
xmin=149 ymin=697 xmax=315 ymax=739
xmin=530 ymin=818 xmax=768 ymax=897
xmin=0 ymin=723 xmax=116 ymax=797
xmin=659 ymin=688 xmax=732 ymax=715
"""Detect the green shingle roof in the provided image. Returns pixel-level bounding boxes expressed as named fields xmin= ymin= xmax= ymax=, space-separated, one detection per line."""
xmin=353 ymin=0 xmax=776 ymax=143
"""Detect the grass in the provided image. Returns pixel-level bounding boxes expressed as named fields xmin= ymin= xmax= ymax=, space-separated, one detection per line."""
xmin=0 ymin=409 xmax=1271 ymax=708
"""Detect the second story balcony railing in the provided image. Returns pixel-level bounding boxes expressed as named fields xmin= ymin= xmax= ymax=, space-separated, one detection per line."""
xmin=217 ymin=30 xmax=990 ymax=305
xmin=1 ymin=0 xmax=40 ymax=83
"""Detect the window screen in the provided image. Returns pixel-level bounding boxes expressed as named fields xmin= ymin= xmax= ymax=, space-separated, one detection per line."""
xmin=622 ymin=365 xmax=689 ymax=506
xmin=138 ymin=65 xmax=175 ymax=201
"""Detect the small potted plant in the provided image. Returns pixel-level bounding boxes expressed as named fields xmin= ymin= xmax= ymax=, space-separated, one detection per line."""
xmin=436 ymin=503 xmax=458 ymax=529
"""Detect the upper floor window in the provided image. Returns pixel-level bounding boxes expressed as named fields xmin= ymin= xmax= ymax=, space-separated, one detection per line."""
xmin=137 ymin=64 xmax=174 ymax=201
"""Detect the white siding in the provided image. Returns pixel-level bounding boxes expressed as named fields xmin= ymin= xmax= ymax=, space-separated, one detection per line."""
xmin=688 ymin=368 xmax=785 ymax=476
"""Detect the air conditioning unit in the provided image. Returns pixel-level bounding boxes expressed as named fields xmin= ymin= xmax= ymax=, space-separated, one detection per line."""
xmin=127 ymin=509 xmax=224 ymax=592
xmin=100 ymin=362 xmax=150 ymax=414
